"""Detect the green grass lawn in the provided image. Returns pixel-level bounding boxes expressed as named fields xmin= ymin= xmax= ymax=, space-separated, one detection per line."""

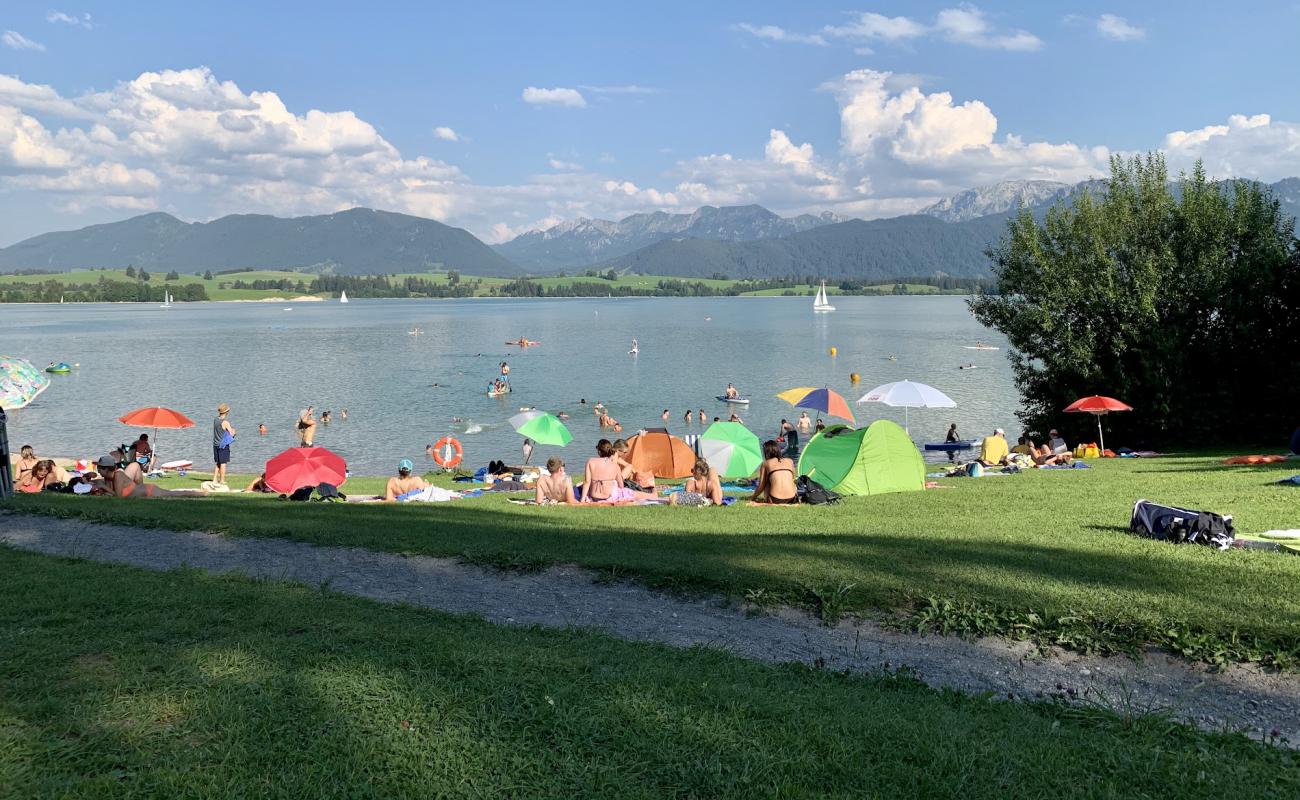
xmin=8 ymin=453 xmax=1300 ymax=667
xmin=1 ymin=549 xmax=1295 ymax=799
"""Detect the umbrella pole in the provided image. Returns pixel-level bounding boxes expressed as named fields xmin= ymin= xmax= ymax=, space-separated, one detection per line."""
xmin=1096 ymin=415 xmax=1104 ymax=453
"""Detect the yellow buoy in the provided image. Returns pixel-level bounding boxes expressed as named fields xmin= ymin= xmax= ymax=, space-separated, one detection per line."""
xmin=850 ymin=372 xmax=860 ymax=383
xmin=829 ymin=346 xmax=838 ymax=357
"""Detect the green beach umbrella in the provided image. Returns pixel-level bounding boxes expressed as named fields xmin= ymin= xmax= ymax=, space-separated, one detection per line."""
xmin=508 ymin=410 xmax=572 ymax=446
xmin=699 ymin=421 xmax=763 ymax=478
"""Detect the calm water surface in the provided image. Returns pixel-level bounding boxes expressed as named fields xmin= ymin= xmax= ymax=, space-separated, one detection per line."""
xmin=1 ymin=296 xmax=1016 ymax=474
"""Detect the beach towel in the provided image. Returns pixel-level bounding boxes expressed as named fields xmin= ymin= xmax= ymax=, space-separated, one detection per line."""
xmin=1276 ymin=475 xmax=1300 ymax=486
xmin=398 ymin=486 xmax=461 ymax=502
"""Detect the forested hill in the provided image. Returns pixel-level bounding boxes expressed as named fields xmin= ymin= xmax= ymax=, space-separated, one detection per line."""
xmin=0 ymin=208 xmax=522 ymax=276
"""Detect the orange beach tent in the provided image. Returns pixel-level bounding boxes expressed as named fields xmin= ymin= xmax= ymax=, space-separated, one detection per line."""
xmin=626 ymin=428 xmax=696 ymax=479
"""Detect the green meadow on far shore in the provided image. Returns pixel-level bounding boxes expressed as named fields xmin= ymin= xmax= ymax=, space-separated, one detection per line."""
xmin=4 ymin=548 xmax=1296 ymax=798
xmin=9 ymin=451 xmax=1300 ymax=670
xmin=0 ymin=268 xmax=964 ymax=301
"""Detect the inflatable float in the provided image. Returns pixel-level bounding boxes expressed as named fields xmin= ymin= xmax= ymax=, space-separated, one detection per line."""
xmin=924 ymin=441 xmax=975 ymax=451
xmin=487 ymin=387 xmax=512 ymax=398
xmin=505 ymin=339 xmax=540 ymax=347
xmin=717 ymin=396 xmax=750 ymax=404
xmin=45 ymin=362 xmax=73 ymax=374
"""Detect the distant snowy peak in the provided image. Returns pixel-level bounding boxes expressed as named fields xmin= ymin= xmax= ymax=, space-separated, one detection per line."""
xmin=921 ymin=180 xmax=1071 ymax=223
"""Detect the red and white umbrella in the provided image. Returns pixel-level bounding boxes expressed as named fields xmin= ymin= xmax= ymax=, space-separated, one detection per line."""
xmin=1063 ymin=395 xmax=1132 ymax=452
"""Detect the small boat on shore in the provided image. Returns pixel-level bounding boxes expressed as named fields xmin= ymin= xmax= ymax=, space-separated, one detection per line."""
xmin=924 ymin=441 xmax=975 ymax=452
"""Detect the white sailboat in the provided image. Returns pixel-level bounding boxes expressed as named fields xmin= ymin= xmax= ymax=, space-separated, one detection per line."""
xmin=813 ymin=280 xmax=835 ymax=313
xmin=339 ymin=290 xmax=349 ymax=304
xmin=159 ymin=291 xmax=172 ymax=309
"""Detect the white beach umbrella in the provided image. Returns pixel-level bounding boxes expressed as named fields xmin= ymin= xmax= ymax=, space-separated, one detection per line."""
xmin=856 ymin=380 xmax=956 ymax=436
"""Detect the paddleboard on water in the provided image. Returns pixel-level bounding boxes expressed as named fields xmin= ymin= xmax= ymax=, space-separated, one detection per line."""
xmin=924 ymin=441 xmax=975 ymax=451
xmin=487 ymin=389 xmax=511 ymax=398
xmin=159 ymin=460 xmax=193 ymax=470
xmin=964 ymin=345 xmax=1000 ymax=350
xmin=717 ymin=396 xmax=750 ymax=404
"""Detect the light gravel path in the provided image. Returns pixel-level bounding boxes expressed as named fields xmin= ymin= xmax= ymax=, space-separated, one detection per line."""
xmin=4 ymin=511 xmax=1298 ymax=743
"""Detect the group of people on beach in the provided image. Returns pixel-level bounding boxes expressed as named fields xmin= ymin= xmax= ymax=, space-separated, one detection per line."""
xmin=973 ymin=426 xmax=1074 ymax=468
xmin=514 ymin=436 xmax=798 ymax=507
xmin=11 ymin=442 xmax=198 ymax=498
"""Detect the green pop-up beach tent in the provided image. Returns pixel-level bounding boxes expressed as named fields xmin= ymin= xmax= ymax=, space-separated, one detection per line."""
xmin=797 ymin=420 xmax=925 ymax=496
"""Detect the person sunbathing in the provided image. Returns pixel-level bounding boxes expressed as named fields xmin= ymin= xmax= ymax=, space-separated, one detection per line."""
xmin=752 ymin=440 xmax=798 ymax=504
xmin=245 ymin=473 xmax=275 ymax=493
xmin=1011 ymin=436 xmax=1035 ymax=455
xmin=384 ymin=459 xmax=429 ymax=501
xmin=977 ymin=428 xmax=1010 ymax=466
xmin=95 ymin=456 xmax=191 ymax=497
xmin=581 ymin=439 xmax=655 ymax=504
xmin=611 ymin=439 xmax=635 ymax=480
xmin=670 ymin=459 xmax=723 ymax=506
xmin=14 ymin=444 xmax=38 ymax=485
xmin=128 ymin=434 xmax=154 ymax=470
xmin=16 ymin=459 xmax=59 ymax=493
xmin=535 ymin=457 xmax=579 ymax=505
xmin=1033 ymin=444 xmax=1072 ymax=466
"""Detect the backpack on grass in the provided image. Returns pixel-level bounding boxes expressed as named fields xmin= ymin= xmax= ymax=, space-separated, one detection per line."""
xmin=796 ymin=475 xmax=841 ymax=505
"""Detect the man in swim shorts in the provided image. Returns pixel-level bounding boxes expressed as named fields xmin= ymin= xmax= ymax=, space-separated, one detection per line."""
xmin=213 ymin=403 xmax=235 ymax=485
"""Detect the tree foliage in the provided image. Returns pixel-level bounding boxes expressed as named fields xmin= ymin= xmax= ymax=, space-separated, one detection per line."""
xmin=970 ymin=154 xmax=1300 ymax=446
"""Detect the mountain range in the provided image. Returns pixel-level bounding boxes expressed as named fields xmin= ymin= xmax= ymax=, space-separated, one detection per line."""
xmin=493 ymin=204 xmax=846 ymax=272
xmin=2 ymin=178 xmax=1296 ymax=281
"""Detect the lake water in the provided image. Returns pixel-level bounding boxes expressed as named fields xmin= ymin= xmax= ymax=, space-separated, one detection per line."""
xmin=1 ymin=296 xmax=1016 ymax=475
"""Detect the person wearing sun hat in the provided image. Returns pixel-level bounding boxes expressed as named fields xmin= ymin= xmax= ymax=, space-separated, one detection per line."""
xmin=384 ymin=458 xmax=428 ymax=502
xmin=212 ymin=403 xmax=236 ymax=486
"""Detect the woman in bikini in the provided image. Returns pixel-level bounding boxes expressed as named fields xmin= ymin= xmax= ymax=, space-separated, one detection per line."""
xmin=13 ymin=445 xmax=38 ymax=485
xmin=581 ymin=439 xmax=656 ymax=504
xmin=16 ymin=459 xmax=57 ymax=493
xmin=752 ymin=440 xmax=799 ymax=504
xmin=670 ymin=458 xmax=723 ymax=506
xmin=610 ymin=439 xmax=635 ymax=480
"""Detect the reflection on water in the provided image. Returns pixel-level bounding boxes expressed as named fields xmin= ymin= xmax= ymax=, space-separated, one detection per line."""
xmin=1 ymin=296 xmax=1015 ymax=473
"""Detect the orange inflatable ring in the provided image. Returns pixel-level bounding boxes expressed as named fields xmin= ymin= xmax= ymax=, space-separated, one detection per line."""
xmin=433 ymin=436 xmax=463 ymax=469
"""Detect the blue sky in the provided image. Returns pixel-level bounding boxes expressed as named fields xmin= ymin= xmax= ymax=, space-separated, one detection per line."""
xmin=0 ymin=1 xmax=1298 ymax=245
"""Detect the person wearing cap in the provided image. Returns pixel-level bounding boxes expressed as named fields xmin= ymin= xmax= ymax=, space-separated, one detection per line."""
xmin=95 ymin=455 xmax=188 ymax=497
xmin=213 ymin=403 xmax=236 ymax=486
xmin=977 ymin=427 xmax=1010 ymax=467
xmin=384 ymin=458 xmax=428 ymax=502
xmin=1047 ymin=428 xmax=1069 ymax=455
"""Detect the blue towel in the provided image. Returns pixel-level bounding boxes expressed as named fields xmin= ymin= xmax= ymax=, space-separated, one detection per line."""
xmin=1277 ymin=475 xmax=1300 ymax=486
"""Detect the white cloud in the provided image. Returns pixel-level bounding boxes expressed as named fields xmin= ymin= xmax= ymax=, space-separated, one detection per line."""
xmin=432 ymin=126 xmax=459 ymax=141
xmin=47 ymin=10 xmax=93 ymax=29
xmin=1096 ymin=14 xmax=1145 ymax=41
xmin=824 ymin=12 xmax=926 ymax=42
xmin=934 ymin=7 xmax=1042 ymax=51
xmin=0 ymin=64 xmax=1297 ymax=247
xmin=733 ymin=23 xmax=827 ymax=46
xmin=3 ymin=31 xmax=46 ymax=52
xmin=521 ymin=86 xmax=587 ymax=108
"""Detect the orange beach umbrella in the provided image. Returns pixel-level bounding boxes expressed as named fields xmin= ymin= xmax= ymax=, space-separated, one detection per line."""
xmin=1063 ymin=395 xmax=1132 ymax=453
xmin=118 ymin=407 xmax=195 ymax=429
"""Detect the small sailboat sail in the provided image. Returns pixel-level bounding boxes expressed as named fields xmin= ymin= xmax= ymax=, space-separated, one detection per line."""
xmin=160 ymin=291 xmax=172 ymax=309
xmin=340 ymin=290 xmax=349 ymax=304
xmin=813 ymin=281 xmax=835 ymax=313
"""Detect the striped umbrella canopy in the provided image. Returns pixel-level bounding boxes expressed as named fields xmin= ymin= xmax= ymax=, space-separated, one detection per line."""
xmin=0 ymin=355 xmax=50 ymax=410
xmin=699 ymin=421 xmax=763 ymax=478
xmin=777 ymin=386 xmax=855 ymax=424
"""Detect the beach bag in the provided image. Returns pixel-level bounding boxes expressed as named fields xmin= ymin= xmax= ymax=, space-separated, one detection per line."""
xmin=796 ymin=475 xmax=840 ymax=505
xmin=1130 ymin=499 xmax=1235 ymax=550
xmin=287 ymin=485 xmax=316 ymax=502
xmin=43 ymin=481 xmax=68 ymax=493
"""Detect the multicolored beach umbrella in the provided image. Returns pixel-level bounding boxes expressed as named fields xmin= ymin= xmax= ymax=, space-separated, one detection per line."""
xmin=508 ymin=410 xmax=573 ymax=447
xmin=699 ymin=421 xmax=763 ymax=478
xmin=777 ymin=386 xmax=855 ymax=424
xmin=0 ymin=355 xmax=50 ymax=410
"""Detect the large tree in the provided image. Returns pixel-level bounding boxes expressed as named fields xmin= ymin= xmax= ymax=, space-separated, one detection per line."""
xmin=970 ymin=154 xmax=1300 ymax=446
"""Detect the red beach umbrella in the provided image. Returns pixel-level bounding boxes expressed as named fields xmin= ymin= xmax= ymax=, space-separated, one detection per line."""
xmin=118 ymin=406 xmax=195 ymax=429
xmin=264 ymin=446 xmax=348 ymax=494
xmin=1063 ymin=395 xmax=1133 ymax=452
xmin=118 ymin=406 xmax=195 ymax=464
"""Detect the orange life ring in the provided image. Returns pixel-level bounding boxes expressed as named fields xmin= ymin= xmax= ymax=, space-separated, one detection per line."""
xmin=433 ymin=436 xmax=463 ymax=469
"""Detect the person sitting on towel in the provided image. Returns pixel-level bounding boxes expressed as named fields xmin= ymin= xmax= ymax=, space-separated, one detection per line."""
xmin=977 ymin=428 xmax=1010 ymax=466
xmin=671 ymin=458 xmax=723 ymax=507
xmin=95 ymin=456 xmax=188 ymax=497
xmin=1011 ymin=436 xmax=1034 ymax=455
xmin=1047 ymin=429 xmax=1069 ymax=455
xmin=535 ymin=457 xmax=579 ymax=505
xmin=384 ymin=458 xmax=428 ymax=502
